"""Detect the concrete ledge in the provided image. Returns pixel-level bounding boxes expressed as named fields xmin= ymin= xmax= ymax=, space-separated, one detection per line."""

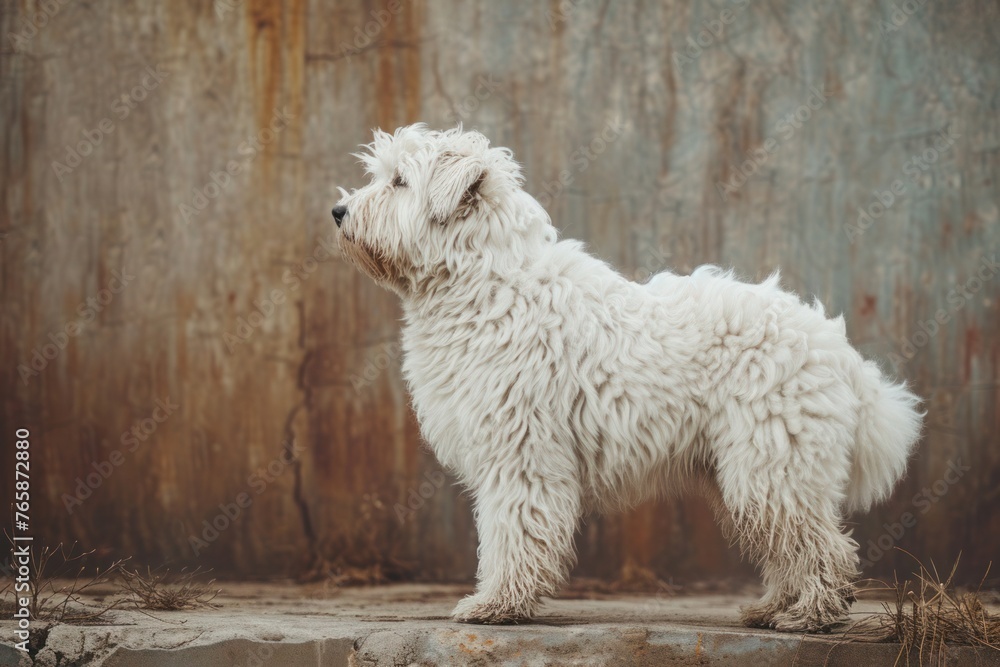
xmin=2 ymin=584 xmax=998 ymax=666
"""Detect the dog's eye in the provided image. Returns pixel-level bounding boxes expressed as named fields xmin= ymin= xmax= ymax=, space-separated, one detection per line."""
xmin=392 ymin=174 xmax=407 ymax=188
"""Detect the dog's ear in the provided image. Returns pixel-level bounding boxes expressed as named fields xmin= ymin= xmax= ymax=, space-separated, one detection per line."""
xmin=427 ymin=151 xmax=486 ymax=225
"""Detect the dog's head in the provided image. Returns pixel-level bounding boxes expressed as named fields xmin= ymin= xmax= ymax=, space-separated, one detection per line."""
xmin=334 ymin=124 xmax=555 ymax=296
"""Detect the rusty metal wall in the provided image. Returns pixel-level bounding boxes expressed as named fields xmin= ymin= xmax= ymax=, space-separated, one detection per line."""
xmin=1 ymin=0 xmax=998 ymax=584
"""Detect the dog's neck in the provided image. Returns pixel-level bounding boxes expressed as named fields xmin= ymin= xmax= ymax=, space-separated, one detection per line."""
xmin=402 ymin=260 xmax=522 ymax=315
xmin=399 ymin=237 xmax=616 ymax=327
xmin=402 ymin=237 xmax=556 ymax=312
xmin=400 ymin=248 xmax=549 ymax=322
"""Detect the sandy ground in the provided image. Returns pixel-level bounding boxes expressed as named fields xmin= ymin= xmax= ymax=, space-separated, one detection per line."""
xmin=2 ymin=583 xmax=999 ymax=666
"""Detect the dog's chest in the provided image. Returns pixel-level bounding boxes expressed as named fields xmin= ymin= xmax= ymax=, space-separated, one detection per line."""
xmin=398 ymin=301 xmax=563 ymax=458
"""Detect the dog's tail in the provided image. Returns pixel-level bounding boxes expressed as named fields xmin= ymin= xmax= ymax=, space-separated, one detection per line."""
xmin=846 ymin=360 xmax=923 ymax=514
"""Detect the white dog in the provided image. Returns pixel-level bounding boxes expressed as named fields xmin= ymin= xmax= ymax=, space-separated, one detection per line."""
xmin=334 ymin=124 xmax=923 ymax=632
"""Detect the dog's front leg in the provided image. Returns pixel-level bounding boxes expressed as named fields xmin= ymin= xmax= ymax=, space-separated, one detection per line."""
xmin=452 ymin=461 xmax=581 ymax=624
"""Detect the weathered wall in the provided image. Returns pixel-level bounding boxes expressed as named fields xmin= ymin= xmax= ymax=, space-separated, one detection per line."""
xmin=1 ymin=0 xmax=998 ymax=584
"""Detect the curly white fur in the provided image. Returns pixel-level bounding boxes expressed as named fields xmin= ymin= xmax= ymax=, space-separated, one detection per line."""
xmin=335 ymin=124 xmax=923 ymax=632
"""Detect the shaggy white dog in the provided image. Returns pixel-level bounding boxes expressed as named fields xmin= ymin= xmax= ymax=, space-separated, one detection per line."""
xmin=333 ymin=124 xmax=923 ymax=632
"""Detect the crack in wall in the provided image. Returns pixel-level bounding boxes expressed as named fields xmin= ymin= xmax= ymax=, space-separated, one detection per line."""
xmin=283 ymin=299 xmax=317 ymax=566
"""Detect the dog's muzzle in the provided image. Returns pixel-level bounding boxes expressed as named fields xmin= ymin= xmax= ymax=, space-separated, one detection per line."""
xmin=332 ymin=205 xmax=348 ymax=228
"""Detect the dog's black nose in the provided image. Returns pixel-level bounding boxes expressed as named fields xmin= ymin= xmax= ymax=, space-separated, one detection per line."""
xmin=332 ymin=205 xmax=348 ymax=227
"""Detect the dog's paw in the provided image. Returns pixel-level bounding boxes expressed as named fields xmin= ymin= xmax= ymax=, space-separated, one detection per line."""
xmin=770 ymin=602 xmax=850 ymax=634
xmin=451 ymin=595 xmax=532 ymax=625
xmin=771 ymin=611 xmax=836 ymax=633
xmin=739 ymin=601 xmax=781 ymax=629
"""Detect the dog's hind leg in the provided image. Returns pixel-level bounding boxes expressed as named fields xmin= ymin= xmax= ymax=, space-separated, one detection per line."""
xmin=452 ymin=452 xmax=582 ymax=624
xmin=714 ymin=414 xmax=860 ymax=632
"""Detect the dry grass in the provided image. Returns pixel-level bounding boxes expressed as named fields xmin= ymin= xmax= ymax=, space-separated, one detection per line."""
xmin=0 ymin=539 xmax=129 ymax=623
xmin=0 ymin=535 xmax=222 ymax=623
xmin=845 ymin=551 xmax=1000 ymax=666
xmin=118 ymin=567 xmax=221 ymax=611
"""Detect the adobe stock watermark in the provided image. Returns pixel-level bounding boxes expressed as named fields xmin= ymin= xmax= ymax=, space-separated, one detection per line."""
xmin=889 ymin=253 xmax=999 ymax=370
xmin=641 ymin=577 xmax=683 ymax=612
xmin=51 ymin=65 xmax=169 ymax=182
xmin=393 ymin=469 xmax=447 ymax=523
xmin=335 ymin=0 xmax=405 ymax=63
xmin=6 ymin=0 xmax=72 ymax=51
xmin=844 ymin=124 xmax=959 ymax=243
xmin=546 ymin=0 xmax=584 ymax=29
xmin=179 ymin=106 xmax=294 ymax=224
xmin=444 ymin=74 xmax=502 ymax=124
xmin=672 ymin=0 xmax=752 ymax=67
xmin=877 ymin=0 xmax=929 ymax=37
xmin=636 ymin=243 xmax=677 ymax=280
xmin=17 ymin=268 xmax=135 ymax=384
xmin=230 ymin=643 xmax=279 ymax=667
xmin=188 ymin=441 xmax=304 ymax=556
xmin=631 ymin=230 xmax=700 ymax=281
xmin=61 ymin=397 xmax=180 ymax=513
xmin=214 ymin=0 xmax=244 ymax=19
xmin=535 ymin=118 xmax=626 ymax=211
xmin=223 ymin=228 xmax=338 ymax=352
xmin=716 ymin=85 xmax=828 ymax=201
xmin=350 ymin=341 xmax=403 ymax=392
xmin=860 ymin=458 xmax=970 ymax=568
